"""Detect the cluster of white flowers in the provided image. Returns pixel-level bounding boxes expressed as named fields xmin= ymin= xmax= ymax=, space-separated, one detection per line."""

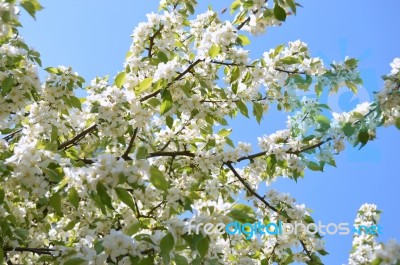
xmin=348 ymin=203 xmax=381 ymax=265
xmin=0 ymin=39 xmax=40 ymax=130
xmin=0 ymin=1 xmax=18 ymax=38
xmin=5 ymin=136 xmax=54 ymax=198
xmin=377 ymin=58 xmax=400 ymax=127
xmin=235 ymin=1 xmax=281 ymax=35
xmin=374 ymin=240 xmax=400 ymax=265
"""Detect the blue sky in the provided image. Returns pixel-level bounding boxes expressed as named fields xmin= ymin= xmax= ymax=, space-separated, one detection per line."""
xmin=19 ymin=0 xmax=400 ymax=263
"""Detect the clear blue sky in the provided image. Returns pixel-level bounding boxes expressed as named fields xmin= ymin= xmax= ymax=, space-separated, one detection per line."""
xmin=19 ymin=1 xmax=400 ymax=263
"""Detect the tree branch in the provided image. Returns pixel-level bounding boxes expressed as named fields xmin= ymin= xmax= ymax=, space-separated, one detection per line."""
xmin=147 ymin=26 xmax=164 ymax=58
xmin=224 ymin=162 xmax=314 ymax=261
xmin=224 ymin=162 xmax=278 ymax=212
xmin=58 ymin=124 xmax=97 ymax=150
xmin=3 ymin=247 xmax=55 ymax=255
xmin=121 ymin=128 xmax=138 ymax=160
xmin=147 ymin=150 xmax=195 ymax=158
xmin=2 ymin=128 xmax=23 ymax=142
xmin=274 ymin=67 xmax=306 ymax=75
xmin=139 ymin=59 xmax=203 ymax=102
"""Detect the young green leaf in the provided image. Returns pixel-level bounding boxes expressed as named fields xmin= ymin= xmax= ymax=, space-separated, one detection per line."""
xmin=96 ymin=182 xmax=114 ymax=210
xmin=115 ymin=187 xmax=136 ymax=212
xmin=208 ymin=44 xmax=221 ymax=58
xmin=160 ymin=90 xmax=173 ymax=115
xmin=136 ymin=77 xmax=153 ymax=93
xmin=68 ymin=187 xmax=80 ymax=210
xmin=150 ymin=166 xmax=169 ymax=191
xmin=115 ymin=71 xmax=126 ymax=88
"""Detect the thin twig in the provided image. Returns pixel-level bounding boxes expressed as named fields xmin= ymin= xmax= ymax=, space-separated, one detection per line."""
xmin=58 ymin=124 xmax=97 ymax=150
xmin=121 ymin=128 xmax=138 ymax=160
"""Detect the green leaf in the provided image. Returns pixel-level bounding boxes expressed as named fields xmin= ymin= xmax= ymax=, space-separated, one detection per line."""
xmin=126 ymin=222 xmax=141 ymax=236
xmin=217 ymin=128 xmax=232 ymax=137
xmin=307 ymin=161 xmax=323 ymax=171
xmin=344 ymin=58 xmax=358 ymax=69
xmin=139 ymin=256 xmax=155 ymax=265
xmin=21 ymin=0 xmax=43 ymax=19
xmin=136 ymin=146 xmax=148 ymax=160
xmin=68 ymin=187 xmax=80 ymax=210
xmin=115 ymin=187 xmax=136 ymax=212
xmin=345 ymin=80 xmax=358 ymax=94
xmin=160 ymin=232 xmax=174 ymax=253
xmin=43 ymin=168 xmax=62 ymax=183
xmin=228 ymin=204 xmax=257 ymax=223
xmin=96 ymin=182 xmax=114 ymax=210
xmin=370 ymin=258 xmax=382 ymax=265
xmin=44 ymin=67 xmax=59 ymax=74
xmin=315 ymin=115 xmax=331 ymax=129
xmin=317 ymin=249 xmax=329 ymax=256
xmin=14 ymin=228 xmax=29 ymax=241
xmin=230 ymin=0 xmax=241 ymax=13
xmin=395 ymin=118 xmax=400 ymax=130
xmin=252 ymin=102 xmax=263 ymax=124
xmin=315 ymin=82 xmax=323 ymax=97
xmin=230 ymin=66 xmax=240 ymax=83
xmin=280 ymin=56 xmax=299 ymax=65
xmin=94 ymin=241 xmax=104 ymax=254
xmin=358 ymin=130 xmax=369 ymax=149
xmin=157 ymin=51 xmax=168 ymax=63
xmin=237 ymin=35 xmax=251 ymax=46
xmin=136 ymin=77 xmax=153 ymax=93
xmin=208 ymin=44 xmax=220 ymax=58
xmin=0 ymin=248 xmax=4 ymax=262
xmin=115 ymin=71 xmax=126 ymax=88
xmin=166 ymin=115 xmax=173 ymax=129
xmin=287 ymin=0 xmax=297 ymax=13
xmin=175 ymin=254 xmax=189 ymax=265
xmin=1 ymin=76 xmax=14 ymax=95
xmin=150 ymin=166 xmax=169 ymax=191
xmin=343 ymin=122 xmax=355 ymax=137
xmin=89 ymin=191 xmax=106 ymax=214
xmin=70 ymin=96 xmax=82 ymax=111
xmin=236 ymin=100 xmax=249 ymax=118
xmin=196 ymin=236 xmax=210 ymax=257
xmin=0 ymin=188 xmax=4 ymax=204
xmin=274 ymin=4 xmax=287 ymax=21
xmin=64 ymin=258 xmax=86 ymax=265
xmin=51 ymin=125 xmax=58 ymax=142
xmin=49 ymin=192 xmax=62 ymax=216
xmin=160 ymin=90 xmax=173 ymax=115
xmin=185 ymin=3 xmax=195 ymax=14
xmin=160 ymin=232 xmax=174 ymax=264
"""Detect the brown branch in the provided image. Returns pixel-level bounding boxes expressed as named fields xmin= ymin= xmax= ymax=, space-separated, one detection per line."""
xmin=121 ymin=128 xmax=138 ymax=160
xmin=139 ymin=59 xmax=203 ymax=102
xmin=236 ymin=0 xmax=268 ymax=30
xmin=237 ymin=151 xmax=268 ymax=163
xmin=2 ymin=128 xmax=23 ymax=141
xmin=148 ymin=26 xmax=164 ymax=58
xmin=275 ymin=67 xmax=306 ymax=75
xmin=287 ymin=138 xmax=332 ymax=155
xmin=237 ymin=17 xmax=251 ymax=30
xmin=58 ymin=124 xmax=97 ymax=150
xmin=210 ymin=60 xmax=255 ymax=68
xmin=225 ymin=162 xmax=315 ymax=261
xmin=225 ymin=162 xmax=279 ymax=212
xmin=147 ymin=150 xmax=195 ymax=158
xmin=300 ymin=240 xmax=313 ymax=262
xmin=3 ymin=247 xmax=55 ymax=255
